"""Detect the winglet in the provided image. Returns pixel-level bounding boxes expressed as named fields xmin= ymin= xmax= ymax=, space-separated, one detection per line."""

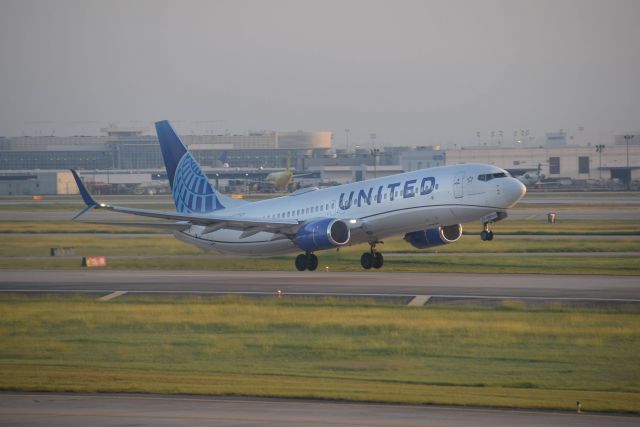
xmin=70 ymin=169 xmax=100 ymax=219
xmin=70 ymin=169 xmax=97 ymax=206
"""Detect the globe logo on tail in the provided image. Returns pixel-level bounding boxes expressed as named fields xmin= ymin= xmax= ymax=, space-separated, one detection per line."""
xmin=172 ymin=153 xmax=222 ymax=213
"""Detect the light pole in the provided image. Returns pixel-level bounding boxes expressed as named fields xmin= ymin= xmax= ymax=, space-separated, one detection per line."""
xmin=595 ymin=144 xmax=605 ymax=180
xmin=370 ymin=133 xmax=377 ymax=178
xmin=624 ymin=135 xmax=634 ymax=190
xmin=371 ymin=148 xmax=380 ymax=179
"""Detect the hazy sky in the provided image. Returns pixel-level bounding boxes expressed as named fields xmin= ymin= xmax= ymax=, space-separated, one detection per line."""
xmin=1 ymin=0 xmax=639 ymax=146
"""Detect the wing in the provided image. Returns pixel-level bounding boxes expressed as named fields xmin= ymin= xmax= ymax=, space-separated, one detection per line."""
xmin=69 ymin=170 xmax=299 ymax=236
xmin=78 ymin=220 xmax=191 ymax=231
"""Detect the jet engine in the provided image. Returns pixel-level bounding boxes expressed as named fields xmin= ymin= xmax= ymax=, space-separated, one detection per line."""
xmin=295 ymin=218 xmax=350 ymax=252
xmin=404 ymin=224 xmax=462 ymax=249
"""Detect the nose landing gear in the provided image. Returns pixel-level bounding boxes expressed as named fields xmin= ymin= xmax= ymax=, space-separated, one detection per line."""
xmin=480 ymin=224 xmax=494 ymax=241
xmin=361 ymin=242 xmax=384 ymax=270
xmin=480 ymin=211 xmax=507 ymax=241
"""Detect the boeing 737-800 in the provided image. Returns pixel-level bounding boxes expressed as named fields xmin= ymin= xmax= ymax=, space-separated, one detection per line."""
xmin=71 ymin=120 xmax=526 ymax=271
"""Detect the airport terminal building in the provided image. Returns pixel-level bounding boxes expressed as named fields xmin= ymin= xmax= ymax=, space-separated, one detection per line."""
xmin=0 ymin=127 xmax=333 ymax=171
xmin=0 ymin=127 xmax=447 ymax=194
xmin=0 ymin=126 xmax=638 ymax=195
xmin=446 ymin=134 xmax=640 ymax=185
xmin=0 ymin=127 xmax=334 ymax=194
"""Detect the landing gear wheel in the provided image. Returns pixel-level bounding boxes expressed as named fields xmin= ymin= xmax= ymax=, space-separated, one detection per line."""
xmin=372 ymin=252 xmax=384 ymax=269
xmin=481 ymin=221 xmax=495 ymax=241
xmin=306 ymin=253 xmax=318 ymax=271
xmin=361 ymin=252 xmax=374 ymax=270
xmin=295 ymin=254 xmax=307 ymax=271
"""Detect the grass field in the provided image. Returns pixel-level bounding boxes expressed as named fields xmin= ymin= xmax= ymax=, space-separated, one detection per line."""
xmin=3 ymin=233 xmax=640 ymax=257
xmin=0 ymin=295 xmax=638 ymax=413
xmin=1 ymin=233 xmax=639 ymax=274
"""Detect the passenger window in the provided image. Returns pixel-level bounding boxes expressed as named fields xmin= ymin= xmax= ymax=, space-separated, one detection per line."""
xmin=331 ymin=202 xmax=335 ymax=209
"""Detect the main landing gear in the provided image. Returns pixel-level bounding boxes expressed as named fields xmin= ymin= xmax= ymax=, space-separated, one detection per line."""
xmin=295 ymin=243 xmax=385 ymax=272
xmin=361 ymin=242 xmax=384 ymax=270
xmin=295 ymin=252 xmax=318 ymax=271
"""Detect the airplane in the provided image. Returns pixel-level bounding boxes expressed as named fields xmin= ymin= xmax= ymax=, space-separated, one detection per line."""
xmin=515 ymin=163 xmax=545 ymax=187
xmin=263 ymin=156 xmax=311 ymax=191
xmin=70 ymin=120 xmax=526 ymax=271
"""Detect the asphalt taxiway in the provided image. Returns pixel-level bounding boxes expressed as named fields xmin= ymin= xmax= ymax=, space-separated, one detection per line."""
xmin=1 ymin=270 xmax=639 ymax=303
xmin=1 ymin=393 xmax=637 ymax=427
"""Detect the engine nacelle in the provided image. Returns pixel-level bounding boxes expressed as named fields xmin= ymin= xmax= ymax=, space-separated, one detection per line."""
xmin=295 ymin=218 xmax=350 ymax=252
xmin=404 ymin=224 xmax=462 ymax=249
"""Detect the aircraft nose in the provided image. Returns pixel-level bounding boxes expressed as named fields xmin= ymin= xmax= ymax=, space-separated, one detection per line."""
xmin=504 ymin=177 xmax=527 ymax=206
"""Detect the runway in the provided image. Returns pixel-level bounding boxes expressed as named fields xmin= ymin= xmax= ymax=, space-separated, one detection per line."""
xmin=1 ymin=270 xmax=639 ymax=303
xmin=0 ymin=393 xmax=637 ymax=427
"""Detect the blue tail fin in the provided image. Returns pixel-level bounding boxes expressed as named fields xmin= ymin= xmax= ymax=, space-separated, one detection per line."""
xmin=155 ymin=120 xmax=225 ymax=213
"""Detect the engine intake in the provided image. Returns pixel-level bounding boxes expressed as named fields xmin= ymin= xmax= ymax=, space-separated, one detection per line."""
xmin=295 ymin=218 xmax=350 ymax=252
xmin=404 ymin=224 xmax=462 ymax=249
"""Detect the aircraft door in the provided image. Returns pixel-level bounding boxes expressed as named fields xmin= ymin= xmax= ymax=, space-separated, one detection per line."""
xmin=453 ymin=172 xmax=464 ymax=198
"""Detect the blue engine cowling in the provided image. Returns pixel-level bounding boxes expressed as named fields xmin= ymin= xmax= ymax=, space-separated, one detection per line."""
xmin=295 ymin=218 xmax=350 ymax=252
xmin=404 ymin=224 xmax=462 ymax=249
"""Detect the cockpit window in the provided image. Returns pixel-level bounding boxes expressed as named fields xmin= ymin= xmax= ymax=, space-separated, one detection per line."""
xmin=478 ymin=172 xmax=508 ymax=181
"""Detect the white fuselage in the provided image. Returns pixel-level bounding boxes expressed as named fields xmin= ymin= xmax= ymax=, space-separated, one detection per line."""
xmin=175 ymin=163 xmax=526 ymax=255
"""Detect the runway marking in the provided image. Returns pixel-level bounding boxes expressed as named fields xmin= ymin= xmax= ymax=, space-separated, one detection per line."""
xmin=98 ymin=291 xmax=127 ymax=301
xmin=408 ymin=295 xmax=431 ymax=306
xmin=2 ymin=289 xmax=640 ymax=303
